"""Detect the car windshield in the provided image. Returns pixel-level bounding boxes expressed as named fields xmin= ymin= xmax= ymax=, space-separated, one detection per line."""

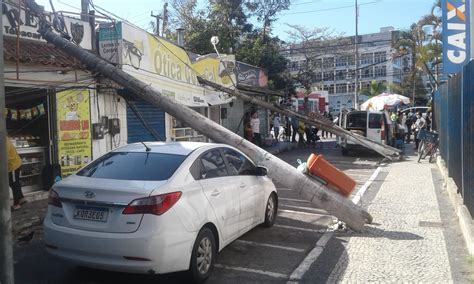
xmin=77 ymin=152 xmax=187 ymax=181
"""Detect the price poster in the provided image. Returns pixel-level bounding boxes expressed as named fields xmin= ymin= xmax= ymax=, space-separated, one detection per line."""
xmin=56 ymin=89 xmax=92 ymax=177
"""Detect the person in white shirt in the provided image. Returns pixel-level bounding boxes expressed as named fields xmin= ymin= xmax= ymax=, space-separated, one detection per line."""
xmin=250 ymin=111 xmax=262 ymax=147
xmin=273 ymin=114 xmax=280 ymax=141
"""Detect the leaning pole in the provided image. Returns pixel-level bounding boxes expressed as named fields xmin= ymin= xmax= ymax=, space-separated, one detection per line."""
xmin=198 ymin=77 xmax=401 ymax=160
xmin=25 ymin=0 xmax=372 ymax=231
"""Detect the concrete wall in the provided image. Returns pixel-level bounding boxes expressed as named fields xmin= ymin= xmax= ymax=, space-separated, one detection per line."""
xmin=91 ymin=89 xmax=128 ymax=159
xmin=221 ymin=99 xmax=245 ymax=137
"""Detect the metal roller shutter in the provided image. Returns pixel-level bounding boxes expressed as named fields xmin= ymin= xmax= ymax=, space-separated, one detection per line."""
xmin=126 ymin=100 xmax=166 ymax=143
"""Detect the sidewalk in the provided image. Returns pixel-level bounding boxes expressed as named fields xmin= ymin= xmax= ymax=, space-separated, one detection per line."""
xmin=327 ymin=147 xmax=474 ymax=283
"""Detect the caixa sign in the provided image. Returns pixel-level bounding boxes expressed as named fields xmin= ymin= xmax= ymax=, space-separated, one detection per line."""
xmin=442 ymin=0 xmax=471 ymax=74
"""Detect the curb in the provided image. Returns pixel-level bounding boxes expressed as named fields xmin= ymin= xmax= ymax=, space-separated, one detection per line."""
xmin=266 ymin=143 xmax=299 ymax=155
xmin=436 ymin=156 xmax=474 ymax=256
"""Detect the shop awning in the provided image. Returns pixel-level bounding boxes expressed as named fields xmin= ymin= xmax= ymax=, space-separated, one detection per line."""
xmin=3 ymin=37 xmax=83 ymax=68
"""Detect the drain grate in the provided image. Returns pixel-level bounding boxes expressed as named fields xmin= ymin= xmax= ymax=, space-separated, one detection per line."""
xmin=419 ymin=221 xmax=445 ymax=228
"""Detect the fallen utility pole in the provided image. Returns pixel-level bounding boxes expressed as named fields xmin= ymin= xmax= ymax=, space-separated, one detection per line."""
xmin=25 ymin=0 xmax=372 ymax=231
xmin=198 ymin=77 xmax=401 ymax=160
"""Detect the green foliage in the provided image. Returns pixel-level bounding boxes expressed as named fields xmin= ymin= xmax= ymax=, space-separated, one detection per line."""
xmin=360 ymin=80 xmax=387 ymax=98
xmin=169 ymin=0 xmax=294 ymax=92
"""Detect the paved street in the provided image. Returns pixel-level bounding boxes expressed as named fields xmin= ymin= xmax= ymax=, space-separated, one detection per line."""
xmin=11 ymin=140 xmax=474 ymax=283
xmin=12 ymin=139 xmax=386 ymax=283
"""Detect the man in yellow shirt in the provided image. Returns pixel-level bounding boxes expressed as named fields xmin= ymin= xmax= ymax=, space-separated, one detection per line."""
xmin=7 ymin=138 xmax=25 ymax=210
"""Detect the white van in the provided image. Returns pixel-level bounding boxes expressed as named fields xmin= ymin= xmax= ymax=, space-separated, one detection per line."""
xmin=339 ymin=110 xmax=392 ymax=155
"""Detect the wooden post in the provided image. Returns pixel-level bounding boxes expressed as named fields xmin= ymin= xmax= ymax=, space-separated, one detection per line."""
xmin=25 ymin=0 xmax=372 ymax=231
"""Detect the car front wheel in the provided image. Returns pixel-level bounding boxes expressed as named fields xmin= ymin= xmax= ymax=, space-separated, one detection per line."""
xmin=190 ymin=227 xmax=216 ymax=283
xmin=262 ymin=193 xmax=277 ymax=227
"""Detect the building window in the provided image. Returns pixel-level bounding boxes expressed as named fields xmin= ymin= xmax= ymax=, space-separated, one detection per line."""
xmin=315 ymin=72 xmax=322 ymax=82
xmin=315 ymin=58 xmax=322 ymax=68
xmin=336 ymin=84 xmax=347 ymax=93
xmin=348 ymin=83 xmax=355 ymax=93
xmin=323 ymin=57 xmax=334 ymax=68
xmin=336 ymin=56 xmax=349 ymax=67
xmin=336 ymin=70 xmax=347 ymax=80
xmin=361 ymin=67 xmax=373 ymax=78
xmin=374 ymin=51 xmax=386 ymax=63
xmin=374 ymin=65 xmax=387 ymax=77
xmin=323 ymin=71 xmax=334 ymax=81
xmin=360 ymin=53 xmax=373 ymax=65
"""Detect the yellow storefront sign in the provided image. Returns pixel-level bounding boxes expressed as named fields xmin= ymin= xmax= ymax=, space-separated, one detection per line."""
xmin=192 ymin=54 xmax=236 ymax=88
xmin=56 ymin=89 xmax=92 ymax=177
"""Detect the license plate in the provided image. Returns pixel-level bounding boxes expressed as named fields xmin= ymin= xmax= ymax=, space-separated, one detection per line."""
xmin=73 ymin=206 xmax=109 ymax=222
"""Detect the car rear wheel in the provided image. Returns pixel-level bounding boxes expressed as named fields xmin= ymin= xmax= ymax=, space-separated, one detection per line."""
xmin=190 ymin=227 xmax=216 ymax=283
xmin=262 ymin=193 xmax=277 ymax=227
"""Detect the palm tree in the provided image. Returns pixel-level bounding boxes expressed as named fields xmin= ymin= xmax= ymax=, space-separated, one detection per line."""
xmin=360 ymin=80 xmax=387 ymax=98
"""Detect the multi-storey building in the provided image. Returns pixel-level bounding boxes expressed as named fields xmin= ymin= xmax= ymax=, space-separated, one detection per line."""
xmin=282 ymin=27 xmax=411 ymax=114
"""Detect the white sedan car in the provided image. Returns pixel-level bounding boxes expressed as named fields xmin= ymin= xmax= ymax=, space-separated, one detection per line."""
xmin=43 ymin=142 xmax=278 ymax=283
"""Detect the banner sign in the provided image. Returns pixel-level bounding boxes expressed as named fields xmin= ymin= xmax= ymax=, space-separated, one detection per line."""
xmin=236 ymin=62 xmax=268 ymax=87
xmin=442 ymin=0 xmax=471 ymax=74
xmin=56 ymin=90 xmax=92 ymax=177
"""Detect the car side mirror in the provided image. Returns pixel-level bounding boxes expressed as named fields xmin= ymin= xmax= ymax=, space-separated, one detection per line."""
xmin=255 ymin=166 xmax=268 ymax=176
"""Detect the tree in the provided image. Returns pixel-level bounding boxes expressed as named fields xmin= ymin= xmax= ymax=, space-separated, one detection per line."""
xmin=360 ymin=80 xmax=387 ymax=98
xmin=246 ymin=0 xmax=291 ymax=40
xmin=285 ymin=24 xmax=350 ymax=113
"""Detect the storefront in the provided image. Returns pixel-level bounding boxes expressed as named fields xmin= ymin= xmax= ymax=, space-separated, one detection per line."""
xmin=98 ymin=22 xmax=233 ymax=142
xmin=3 ymin=3 xmax=94 ymax=193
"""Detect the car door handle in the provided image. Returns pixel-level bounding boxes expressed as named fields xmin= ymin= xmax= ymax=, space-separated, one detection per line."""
xmin=239 ymin=183 xmax=246 ymax=188
xmin=211 ymin=190 xmax=221 ymax=196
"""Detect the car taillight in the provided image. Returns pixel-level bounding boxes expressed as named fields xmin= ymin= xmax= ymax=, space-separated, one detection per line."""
xmin=48 ymin=190 xmax=62 ymax=208
xmin=122 ymin=191 xmax=182 ymax=215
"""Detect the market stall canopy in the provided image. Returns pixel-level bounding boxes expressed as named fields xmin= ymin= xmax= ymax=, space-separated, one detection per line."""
xmin=360 ymin=93 xmax=411 ymax=111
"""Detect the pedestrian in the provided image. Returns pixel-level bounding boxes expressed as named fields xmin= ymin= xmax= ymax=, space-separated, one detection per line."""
xmin=250 ymin=111 xmax=262 ymax=147
xmin=291 ymin=117 xmax=299 ymax=143
xmin=7 ymin=138 xmax=26 ymax=211
xmin=273 ymin=114 xmax=280 ymax=141
xmin=327 ymin=112 xmax=333 ymax=138
xmin=413 ymin=112 xmax=426 ymax=151
xmin=298 ymin=120 xmax=306 ymax=144
xmin=285 ymin=116 xmax=291 ymax=141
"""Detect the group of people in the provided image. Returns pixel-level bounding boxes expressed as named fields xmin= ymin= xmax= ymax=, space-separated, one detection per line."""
xmin=390 ymin=109 xmax=432 ymax=151
xmin=244 ymin=110 xmax=334 ymax=147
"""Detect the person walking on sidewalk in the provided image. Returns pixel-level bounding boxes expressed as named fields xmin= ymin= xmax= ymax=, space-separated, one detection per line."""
xmin=413 ymin=112 xmax=426 ymax=151
xmin=250 ymin=111 xmax=262 ymax=147
xmin=273 ymin=113 xmax=280 ymax=141
xmin=291 ymin=117 xmax=299 ymax=143
xmin=7 ymin=138 xmax=26 ymax=210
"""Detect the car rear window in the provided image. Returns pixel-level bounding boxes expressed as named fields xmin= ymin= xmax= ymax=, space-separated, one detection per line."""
xmin=77 ymin=152 xmax=186 ymax=181
xmin=346 ymin=113 xmax=367 ymax=128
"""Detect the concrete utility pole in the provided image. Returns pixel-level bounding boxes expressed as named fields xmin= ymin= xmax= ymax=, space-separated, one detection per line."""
xmin=151 ymin=12 xmax=161 ymax=36
xmin=161 ymin=2 xmax=168 ymax=38
xmin=0 ymin=7 xmax=14 ymax=284
xmin=25 ymin=0 xmax=373 ymax=231
xmin=80 ymin=0 xmax=89 ymax=21
xmin=354 ymin=0 xmax=359 ymax=110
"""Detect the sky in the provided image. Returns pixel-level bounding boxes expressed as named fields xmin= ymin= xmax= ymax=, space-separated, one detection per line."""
xmin=35 ymin=0 xmax=436 ymax=41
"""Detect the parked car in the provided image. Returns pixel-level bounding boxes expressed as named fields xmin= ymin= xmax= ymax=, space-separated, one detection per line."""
xmin=43 ymin=142 xmax=278 ymax=283
xmin=338 ymin=110 xmax=392 ymax=155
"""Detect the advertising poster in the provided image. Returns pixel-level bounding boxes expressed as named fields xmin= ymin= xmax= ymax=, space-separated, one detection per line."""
xmin=56 ymin=90 xmax=92 ymax=177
